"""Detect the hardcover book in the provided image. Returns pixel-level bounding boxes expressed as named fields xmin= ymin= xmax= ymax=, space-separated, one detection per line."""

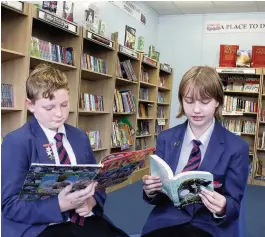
xmin=236 ymin=49 xmax=252 ymax=68
xmin=150 ymin=154 xmax=213 ymax=208
xmin=219 ymin=44 xmax=239 ymax=67
xmin=252 ymin=46 xmax=265 ymax=68
xmin=19 ymin=147 xmax=155 ymax=201
xmin=124 ymin=25 xmax=136 ymax=50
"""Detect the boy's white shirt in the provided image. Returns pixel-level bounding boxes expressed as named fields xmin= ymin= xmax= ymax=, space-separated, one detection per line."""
xmin=38 ymin=122 xmax=93 ymax=224
xmin=148 ymin=118 xmax=225 ymax=218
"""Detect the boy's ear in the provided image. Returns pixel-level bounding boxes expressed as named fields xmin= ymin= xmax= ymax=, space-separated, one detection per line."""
xmin=25 ymin=99 xmax=35 ymax=113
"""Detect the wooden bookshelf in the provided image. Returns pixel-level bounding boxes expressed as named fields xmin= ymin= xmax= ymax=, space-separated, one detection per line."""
xmin=216 ymin=67 xmax=264 ymax=186
xmin=1 ymin=3 xmax=174 ymax=192
xmin=1 ymin=2 xmax=31 ymax=137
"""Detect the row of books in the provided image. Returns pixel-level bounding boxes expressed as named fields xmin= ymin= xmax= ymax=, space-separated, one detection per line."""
xmin=159 ymin=76 xmax=167 ymax=88
xmin=1 ymin=83 xmax=14 ymax=108
xmin=221 ymin=74 xmax=259 ymax=92
xmin=156 ymin=123 xmax=165 ymax=134
xmin=30 ymin=37 xmax=74 ymax=65
xmin=139 ymin=88 xmax=149 ymax=100
xmin=81 ymin=53 xmax=107 ymax=74
xmin=222 ymin=119 xmax=256 ymax=134
xmin=86 ymin=131 xmax=101 ymax=150
xmin=258 ymin=132 xmax=265 ymax=150
xmin=116 ymin=58 xmax=137 ymax=82
xmin=140 ymin=67 xmax=149 ymax=83
xmin=113 ymin=89 xmax=136 ymax=113
xmin=157 ymin=92 xmax=165 ymax=103
xmin=79 ymin=93 xmax=104 ymax=112
xmin=111 ymin=121 xmax=133 ymax=150
xmin=157 ymin=106 xmax=165 ymax=118
xmin=260 ymin=109 xmax=265 ymax=122
xmin=136 ymin=120 xmax=150 ymax=136
xmin=219 ymin=45 xmax=265 ymax=68
xmin=255 ymin=160 xmax=264 ymax=180
xmin=223 ymin=96 xmax=258 ymax=114
xmin=135 ymin=137 xmax=147 ymax=151
xmin=138 ymin=103 xmax=151 ymax=118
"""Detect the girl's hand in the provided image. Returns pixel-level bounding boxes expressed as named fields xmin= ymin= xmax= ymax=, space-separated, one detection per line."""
xmin=142 ymin=175 xmax=162 ymax=197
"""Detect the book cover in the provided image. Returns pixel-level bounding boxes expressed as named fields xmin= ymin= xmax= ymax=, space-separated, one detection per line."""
xmin=124 ymin=25 xmax=136 ymax=50
xmin=236 ymin=49 xmax=252 ymax=68
xmin=62 ymin=1 xmax=74 ymax=22
xmin=252 ymin=46 xmax=265 ymax=68
xmin=219 ymin=44 xmax=239 ymax=67
xmin=150 ymin=154 xmax=213 ymax=208
xmin=19 ymin=147 xmax=155 ymax=200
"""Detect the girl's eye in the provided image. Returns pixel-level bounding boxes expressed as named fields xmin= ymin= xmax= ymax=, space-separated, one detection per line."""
xmin=201 ymin=100 xmax=210 ymax=104
xmin=185 ymin=99 xmax=193 ymax=104
xmin=45 ymin=107 xmax=53 ymax=111
xmin=61 ymin=104 xmax=68 ymax=107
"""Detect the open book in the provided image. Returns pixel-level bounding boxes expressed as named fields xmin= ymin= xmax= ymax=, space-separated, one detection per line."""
xmin=19 ymin=147 xmax=155 ymax=201
xmin=150 ymin=154 xmax=213 ymax=208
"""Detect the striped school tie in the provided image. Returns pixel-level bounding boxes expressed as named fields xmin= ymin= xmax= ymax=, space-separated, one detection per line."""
xmin=182 ymin=140 xmax=202 ymax=172
xmin=54 ymin=133 xmax=85 ymax=226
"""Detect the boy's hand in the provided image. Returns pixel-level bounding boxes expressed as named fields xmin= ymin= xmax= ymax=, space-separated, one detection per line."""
xmin=58 ymin=181 xmax=98 ymax=212
xmin=142 ymin=175 xmax=162 ymax=197
xmin=199 ymin=187 xmax=226 ymax=215
xmin=75 ymin=196 xmax=97 ymax=216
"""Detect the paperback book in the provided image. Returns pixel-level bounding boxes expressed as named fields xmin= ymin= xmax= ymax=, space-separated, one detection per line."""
xmin=19 ymin=147 xmax=155 ymax=201
xmin=150 ymin=154 xmax=213 ymax=208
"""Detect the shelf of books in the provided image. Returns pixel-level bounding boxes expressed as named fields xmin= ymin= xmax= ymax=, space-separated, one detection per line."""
xmin=253 ymin=68 xmax=265 ymax=186
xmin=216 ymin=67 xmax=264 ymax=185
xmin=1 ymin=3 xmax=174 ymax=193
xmin=1 ymin=2 xmax=31 ymax=137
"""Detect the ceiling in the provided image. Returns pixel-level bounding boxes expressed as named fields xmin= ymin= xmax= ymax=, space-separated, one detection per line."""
xmin=143 ymin=1 xmax=265 ymax=15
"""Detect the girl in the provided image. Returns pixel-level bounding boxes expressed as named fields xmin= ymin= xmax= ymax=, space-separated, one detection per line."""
xmin=142 ymin=66 xmax=249 ymax=237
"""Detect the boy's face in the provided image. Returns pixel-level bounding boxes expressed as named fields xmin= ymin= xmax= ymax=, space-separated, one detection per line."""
xmin=27 ymin=89 xmax=70 ymax=131
xmin=182 ymin=89 xmax=219 ymax=130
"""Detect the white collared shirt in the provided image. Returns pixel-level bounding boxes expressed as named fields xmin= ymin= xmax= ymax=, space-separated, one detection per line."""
xmin=38 ymin=122 xmax=93 ymax=223
xmin=39 ymin=123 xmax=77 ymax=165
xmin=176 ymin=118 xmax=215 ymax=174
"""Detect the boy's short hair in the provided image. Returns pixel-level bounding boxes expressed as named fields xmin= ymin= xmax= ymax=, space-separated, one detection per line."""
xmin=26 ymin=63 xmax=69 ymax=103
xmin=177 ymin=66 xmax=224 ymax=120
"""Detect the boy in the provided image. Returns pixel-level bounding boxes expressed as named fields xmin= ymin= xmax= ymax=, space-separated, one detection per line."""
xmin=2 ymin=64 xmax=128 ymax=237
xmin=141 ymin=66 xmax=249 ymax=237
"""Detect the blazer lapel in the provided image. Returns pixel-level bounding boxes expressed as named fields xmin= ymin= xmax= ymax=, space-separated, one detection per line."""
xmin=169 ymin=120 xmax=188 ymax=173
xmin=199 ymin=120 xmax=224 ymax=172
xmin=29 ymin=116 xmax=56 ymax=165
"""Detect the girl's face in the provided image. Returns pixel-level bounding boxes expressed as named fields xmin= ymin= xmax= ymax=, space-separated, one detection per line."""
xmin=182 ymin=89 xmax=219 ymax=131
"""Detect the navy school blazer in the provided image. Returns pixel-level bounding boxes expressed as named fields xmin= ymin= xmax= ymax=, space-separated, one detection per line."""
xmin=142 ymin=120 xmax=249 ymax=237
xmin=1 ymin=116 xmax=110 ymax=237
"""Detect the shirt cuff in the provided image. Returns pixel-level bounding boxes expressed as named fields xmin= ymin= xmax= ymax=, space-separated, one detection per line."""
xmin=146 ymin=191 xmax=157 ymax=199
xmin=213 ymin=213 xmax=226 ymax=219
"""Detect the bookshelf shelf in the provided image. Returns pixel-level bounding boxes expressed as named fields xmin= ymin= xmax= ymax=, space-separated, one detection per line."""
xmin=93 ymin=148 xmax=108 ymax=152
xmin=1 ymin=48 xmax=24 ymax=62
xmin=113 ymin=112 xmax=135 ymax=115
xmin=157 ymin=102 xmax=170 ymax=105
xmin=139 ymin=99 xmax=156 ymax=104
xmin=222 ymin=112 xmax=257 ymax=116
xmin=157 ymin=118 xmax=168 ymax=120
xmin=81 ymin=69 xmax=112 ymax=81
xmin=140 ymin=81 xmax=157 ymax=88
xmin=260 ymin=121 xmax=265 ymax=124
xmin=79 ymin=110 xmax=110 ymax=115
xmin=224 ymin=90 xmax=259 ymax=97
xmin=158 ymin=86 xmax=171 ymax=91
xmin=136 ymin=134 xmax=153 ymax=138
xmin=1 ymin=107 xmax=23 ymax=114
xmin=118 ymin=45 xmax=140 ymax=61
xmin=30 ymin=56 xmax=77 ymax=71
xmin=115 ymin=77 xmax=138 ymax=85
xmin=137 ymin=117 xmax=155 ymax=120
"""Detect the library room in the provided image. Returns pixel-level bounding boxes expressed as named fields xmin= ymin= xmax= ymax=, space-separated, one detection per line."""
xmin=1 ymin=1 xmax=264 ymax=237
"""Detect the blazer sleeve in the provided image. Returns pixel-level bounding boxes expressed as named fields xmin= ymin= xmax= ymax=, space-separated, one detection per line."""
xmin=215 ymin=141 xmax=249 ymax=226
xmin=143 ymin=132 xmax=171 ymax=205
xmin=1 ymin=134 xmax=64 ymax=224
xmin=83 ymin=132 xmax=106 ymax=214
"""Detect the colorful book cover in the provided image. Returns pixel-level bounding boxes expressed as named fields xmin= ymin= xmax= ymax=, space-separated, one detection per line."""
xmin=124 ymin=25 xmax=136 ymax=50
xmin=150 ymin=154 xmax=213 ymax=208
xmin=219 ymin=44 xmax=239 ymax=67
xmin=19 ymin=147 xmax=155 ymax=200
xmin=236 ymin=49 xmax=252 ymax=68
xmin=252 ymin=46 xmax=265 ymax=68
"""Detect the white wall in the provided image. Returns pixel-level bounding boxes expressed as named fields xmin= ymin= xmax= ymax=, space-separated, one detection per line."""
xmin=29 ymin=1 xmax=159 ymax=55
xmin=156 ymin=13 xmax=265 ymax=128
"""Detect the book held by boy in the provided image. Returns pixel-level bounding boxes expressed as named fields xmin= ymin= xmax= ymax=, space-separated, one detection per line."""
xmin=19 ymin=147 xmax=155 ymax=201
xmin=150 ymin=154 xmax=213 ymax=208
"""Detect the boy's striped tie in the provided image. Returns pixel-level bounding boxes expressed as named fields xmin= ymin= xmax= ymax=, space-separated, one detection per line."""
xmin=182 ymin=140 xmax=202 ymax=172
xmin=54 ymin=133 xmax=85 ymax=226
